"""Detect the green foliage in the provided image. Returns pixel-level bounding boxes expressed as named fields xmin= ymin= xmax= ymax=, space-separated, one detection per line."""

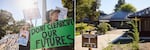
xmin=119 ymin=4 xmax=136 ymax=12
xmin=114 ymin=0 xmax=136 ymax=12
xmin=75 ymin=31 xmax=80 ymax=36
xmin=62 ymin=0 xmax=73 ymax=18
xmin=114 ymin=0 xmax=125 ymax=11
xmin=0 ymin=10 xmax=27 ymax=39
xmin=127 ymin=17 xmax=139 ymax=50
xmin=76 ymin=23 xmax=95 ymax=35
xmin=76 ymin=22 xmax=87 ymax=35
xmin=76 ymin=0 xmax=100 ymax=22
xmin=97 ymin=22 xmax=111 ymax=34
xmin=103 ymin=44 xmax=113 ymax=50
xmin=83 ymin=25 xmax=95 ymax=31
xmin=76 ymin=22 xmax=87 ymax=31
xmin=0 ymin=10 xmax=15 ymax=39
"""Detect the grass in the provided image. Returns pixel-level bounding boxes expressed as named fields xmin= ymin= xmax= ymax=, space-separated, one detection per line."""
xmin=103 ymin=44 xmax=113 ymax=50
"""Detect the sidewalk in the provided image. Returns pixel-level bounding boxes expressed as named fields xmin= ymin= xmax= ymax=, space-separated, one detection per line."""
xmin=75 ymin=29 xmax=128 ymax=50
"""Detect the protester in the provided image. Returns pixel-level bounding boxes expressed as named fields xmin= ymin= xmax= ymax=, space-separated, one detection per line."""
xmin=46 ymin=9 xmax=60 ymax=24
xmin=44 ymin=10 xmax=60 ymax=50
xmin=19 ymin=23 xmax=30 ymax=50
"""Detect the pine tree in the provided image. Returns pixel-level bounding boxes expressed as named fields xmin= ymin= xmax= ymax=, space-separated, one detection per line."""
xmin=114 ymin=0 xmax=125 ymax=12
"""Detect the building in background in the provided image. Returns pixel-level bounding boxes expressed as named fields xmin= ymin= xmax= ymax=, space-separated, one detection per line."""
xmin=128 ymin=7 xmax=150 ymax=37
xmin=99 ymin=11 xmax=132 ymax=29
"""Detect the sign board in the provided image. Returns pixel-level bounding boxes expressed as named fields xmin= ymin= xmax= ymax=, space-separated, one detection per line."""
xmin=56 ymin=7 xmax=68 ymax=20
xmin=82 ymin=34 xmax=97 ymax=48
xmin=18 ymin=30 xmax=29 ymax=46
xmin=23 ymin=0 xmax=40 ymax=20
xmin=30 ymin=18 xmax=74 ymax=50
xmin=23 ymin=7 xmax=41 ymax=20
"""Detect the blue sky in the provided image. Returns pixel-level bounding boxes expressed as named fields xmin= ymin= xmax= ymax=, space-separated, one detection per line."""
xmin=100 ymin=0 xmax=150 ymax=14
xmin=0 ymin=0 xmax=150 ymax=26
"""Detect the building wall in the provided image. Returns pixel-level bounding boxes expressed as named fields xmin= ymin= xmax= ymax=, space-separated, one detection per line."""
xmin=109 ymin=21 xmax=130 ymax=29
xmin=140 ymin=18 xmax=150 ymax=37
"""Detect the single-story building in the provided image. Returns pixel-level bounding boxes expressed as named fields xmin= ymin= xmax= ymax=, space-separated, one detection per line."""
xmin=99 ymin=11 xmax=132 ymax=29
xmin=128 ymin=7 xmax=150 ymax=37
xmin=81 ymin=11 xmax=107 ymax=26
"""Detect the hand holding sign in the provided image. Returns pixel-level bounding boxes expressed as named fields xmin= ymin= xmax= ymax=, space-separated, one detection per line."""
xmin=18 ymin=30 xmax=29 ymax=46
xmin=30 ymin=18 xmax=74 ymax=50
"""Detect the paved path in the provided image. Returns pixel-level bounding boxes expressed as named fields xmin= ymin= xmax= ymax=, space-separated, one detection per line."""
xmin=75 ymin=29 xmax=128 ymax=50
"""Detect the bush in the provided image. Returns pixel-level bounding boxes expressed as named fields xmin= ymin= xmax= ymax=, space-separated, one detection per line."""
xmin=127 ymin=17 xmax=139 ymax=50
xmin=97 ymin=22 xmax=111 ymax=34
xmin=76 ymin=23 xmax=95 ymax=35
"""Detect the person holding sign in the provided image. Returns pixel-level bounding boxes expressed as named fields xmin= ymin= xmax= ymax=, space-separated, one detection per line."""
xmin=44 ymin=10 xmax=60 ymax=50
xmin=46 ymin=9 xmax=60 ymax=24
xmin=18 ymin=23 xmax=30 ymax=50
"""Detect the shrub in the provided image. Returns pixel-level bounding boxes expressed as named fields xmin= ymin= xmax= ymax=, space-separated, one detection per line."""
xmin=97 ymin=22 xmax=111 ymax=34
xmin=76 ymin=23 xmax=95 ymax=35
xmin=127 ymin=17 xmax=139 ymax=50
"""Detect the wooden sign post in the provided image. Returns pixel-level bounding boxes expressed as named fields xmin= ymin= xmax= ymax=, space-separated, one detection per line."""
xmin=82 ymin=33 xmax=97 ymax=50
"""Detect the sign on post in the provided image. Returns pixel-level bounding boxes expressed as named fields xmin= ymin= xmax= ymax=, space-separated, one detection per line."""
xmin=30 ymin=18 xmax=74 ymax=50
xmin=82 ymin=34 xmax=97 ymax=48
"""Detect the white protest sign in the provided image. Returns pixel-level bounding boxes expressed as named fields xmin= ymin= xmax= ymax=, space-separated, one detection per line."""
xmin=56 ymin=7 xmax=68 ymax=20
xmin=18 ymin=30 xmax=29 ymax=46
xmin=23 ymin=8 xmax=41 ymax=20
xmin=23 ymin=0 xmax=41 ymax=20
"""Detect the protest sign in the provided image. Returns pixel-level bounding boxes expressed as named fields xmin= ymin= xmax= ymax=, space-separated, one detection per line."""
xmin=30 ymin=18 xmax=74 ymax=50
xmin=23 ymin=7 xmax=41 ymax=20
xmin=18 ymin=30 xmax=29 ymax=46
xmin=23 ymin=0 xmax=40 ymax=20
xmin=56 ymin=7 xmax=68 ymax=20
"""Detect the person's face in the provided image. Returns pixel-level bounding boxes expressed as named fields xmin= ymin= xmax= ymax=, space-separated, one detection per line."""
xmin=49 ymin=12 xmax=59 ymax=21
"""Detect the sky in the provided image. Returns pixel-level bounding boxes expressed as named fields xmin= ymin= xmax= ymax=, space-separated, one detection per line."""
xmin=0 ymin=0 xmax=150 ymax=26
xmin=100 ymin=0 xmax=150 ymax=14
xmin=0 ymin=0 xmax=62 ymax=26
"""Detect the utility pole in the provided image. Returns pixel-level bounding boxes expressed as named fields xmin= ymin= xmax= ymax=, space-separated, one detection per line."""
xmin=42 ymin=0 xmax=47 ymax=24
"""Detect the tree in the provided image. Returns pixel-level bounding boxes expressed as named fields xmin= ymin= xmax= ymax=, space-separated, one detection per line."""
xmin=88 ymin=1 xmax=100 ymax=22
xmin=96 ymin=0 xmax=101 ymax=9
xmin=119 ymin=4 xmax=136 ymax=12
xmin=114 ymin=0 xmax=136 ymax=12
xmin=76 ymin=0 xmax=100 ymax=22
xmin=0 ymin=10 xmax=15 ymax=39
xmin=114 ymin=0 xmax=125 ymax=12
xmin=62 ymin=0 xmax=74 ymax=18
